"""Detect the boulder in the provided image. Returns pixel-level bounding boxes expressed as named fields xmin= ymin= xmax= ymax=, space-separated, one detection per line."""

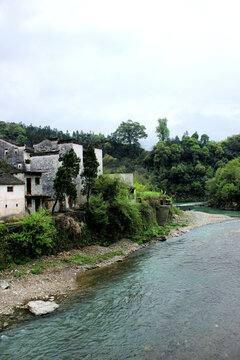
xmin=27 ymin=300 xmax=59 ymax=316
xmin=0 ymin=280 xmax=9 ymax=290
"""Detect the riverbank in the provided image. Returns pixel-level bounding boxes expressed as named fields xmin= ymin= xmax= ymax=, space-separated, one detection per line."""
xmin=0 ymin=211 xmax=233 ymax=321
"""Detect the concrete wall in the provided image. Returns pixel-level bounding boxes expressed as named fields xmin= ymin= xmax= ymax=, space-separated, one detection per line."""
xmin=0 ymin=184 xmax=25 ymax=218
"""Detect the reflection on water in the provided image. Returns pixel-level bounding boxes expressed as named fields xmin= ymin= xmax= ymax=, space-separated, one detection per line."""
xmin=1 ymin=220 xmax=240 ymax=360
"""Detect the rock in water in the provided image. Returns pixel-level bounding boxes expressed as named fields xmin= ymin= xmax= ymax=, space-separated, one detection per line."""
xmin=0 ymin=280 xmax=9 ymax=290
xmin=27 ymin=300 xmax=59 ymax=315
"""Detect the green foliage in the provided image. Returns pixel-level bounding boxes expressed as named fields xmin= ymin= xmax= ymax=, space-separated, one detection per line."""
xmin=11 ymin=209 xmax=57 ymax=259
xmin=86 ymin=175 xmax=143 ymax=244
xmin=81 ymin=144 xmax=99 ymax=202
xmin=30 ymin=263 xmax=46 ymax=275
xmin=113 ymin=119 xmax=147 ymax=146
xmin=53 ymin=149 xmax=80 ymax=210
xmin=156 ymin=118 xmax=170 ymax=141
xmin=143 ymin=131 xmax=238 ymax=201
xmin=0 ymin=224 xmax=11 ymax=269
xmin=62 ymin=250 xmax=123 ymax=265
xmin=206 ymin=158 xmax=240 ymax=209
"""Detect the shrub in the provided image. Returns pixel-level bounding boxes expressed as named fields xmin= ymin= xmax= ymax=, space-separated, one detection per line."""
xmin=86 ymin=175 xmax=143 ymax=244
xmin=0 ymin=224 xmax=11 ymax=269
xmin=11 ymin=209 xmax=57 ymax=260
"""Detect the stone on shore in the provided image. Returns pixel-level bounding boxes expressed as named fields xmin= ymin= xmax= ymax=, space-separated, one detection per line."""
xmin=27 ymin=300 xmax=59 ymax=316
xmin=0 ymin=280 xmax=9 ymax=290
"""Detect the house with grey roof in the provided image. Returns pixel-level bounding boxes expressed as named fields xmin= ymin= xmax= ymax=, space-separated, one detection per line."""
xmin=0 ymin=138 xmax=103 ymax=216
xmin=0 ymin=171 xmax=25 ymax=219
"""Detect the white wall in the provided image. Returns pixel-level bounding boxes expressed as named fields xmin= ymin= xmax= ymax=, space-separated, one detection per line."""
xmin=0 ymin=185 xmax=25 ymax=219
xmin=94 ymin=148 xmax=103 ymax=176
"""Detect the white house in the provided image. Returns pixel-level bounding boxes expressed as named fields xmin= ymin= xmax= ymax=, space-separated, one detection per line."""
xmin=0 ymin=138 xmax=103 ymax=216
xmin=0 ymin=171 xmax=25 ymax=219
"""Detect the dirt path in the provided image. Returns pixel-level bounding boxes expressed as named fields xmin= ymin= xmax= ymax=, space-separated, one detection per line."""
xmin=0 ymin=211 xmax=234 ymax=319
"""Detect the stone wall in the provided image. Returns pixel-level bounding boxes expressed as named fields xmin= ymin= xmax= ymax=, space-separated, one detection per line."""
xmin=30 ymin=154 xmax=60 ymax=197
xmin=0 ymin=139 xmax=25 ymax=171
xmin=33 ymin=139 xmax=58 ymax=153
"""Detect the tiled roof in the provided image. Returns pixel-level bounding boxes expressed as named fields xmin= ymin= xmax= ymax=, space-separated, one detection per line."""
xmin=0 ymin=172 xmax=25 ymax=185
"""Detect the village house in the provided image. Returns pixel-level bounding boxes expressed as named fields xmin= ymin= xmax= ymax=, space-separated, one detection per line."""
xmin=0 ymin=170 xmax=25 ymax=219
xmin=0 ymin=138 xmax=103 ymax=218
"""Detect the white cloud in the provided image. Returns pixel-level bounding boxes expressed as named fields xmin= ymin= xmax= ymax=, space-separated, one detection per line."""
xmin=0 ymin=0 xmax=240 ymax=148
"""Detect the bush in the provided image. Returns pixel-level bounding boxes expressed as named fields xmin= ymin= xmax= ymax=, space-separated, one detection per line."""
xmin=86 ymin=175 xmax=143 ymax=244
xmin=11 ymin=209 xmax=57 ymax=260
xmin=0 ymin=224 xmax=11 ymax=269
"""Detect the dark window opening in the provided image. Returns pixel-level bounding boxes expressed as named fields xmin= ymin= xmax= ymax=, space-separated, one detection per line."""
xmin=27 ymin=178 xmax=32 ymax=195
xmin=35 ymin=177 xmax=40 ymax=185
xmin=7 ymin=186 xmax=13 ymax=192
xmin=35 ymin=198 xmax=40 ymax=212
xmin=27 ymin=198 xmax=32 ymax=207
xmin=16 ymin=203 xmax=18 ymax=207
xmin=5 ymin=204 xmax=7 ymax=208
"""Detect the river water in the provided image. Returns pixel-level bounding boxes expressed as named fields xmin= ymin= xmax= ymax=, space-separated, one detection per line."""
xmin=1 ymin=219 xmax=240 ymax=360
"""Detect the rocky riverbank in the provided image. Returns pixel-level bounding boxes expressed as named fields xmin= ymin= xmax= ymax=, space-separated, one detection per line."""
xmin=0 ymin=211 xmax=233 ymax=325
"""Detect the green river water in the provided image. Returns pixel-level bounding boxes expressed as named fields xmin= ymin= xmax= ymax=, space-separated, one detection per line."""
xmin=1 ymin=218 xmax=240 ymax=359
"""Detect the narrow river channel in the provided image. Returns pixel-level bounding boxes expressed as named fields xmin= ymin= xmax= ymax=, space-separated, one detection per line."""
xmin=1 ymin=219 xmax=240 ymax=360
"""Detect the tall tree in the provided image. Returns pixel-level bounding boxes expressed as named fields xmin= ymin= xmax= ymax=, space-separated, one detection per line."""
xmin=81 ymin=144 xmax=99 ymax=204
xmin=53 ymin=149 xmax=80 ymax=212
xmin=156 ymin=118 xmax=170 ymax=141
xmin=113 ymin=120 xmax=147 ymax=146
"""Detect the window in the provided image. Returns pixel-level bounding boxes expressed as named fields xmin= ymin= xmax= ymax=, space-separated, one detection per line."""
xmin=7 ymin=186 xmax=13 ymax=192
xmin=18 ymin=163 xmax=22 ymax=169
xmin=35 ymin=177 xmax=40 ymax=185
xmin=14 ymin=149 xmax=18 ymax=154
xmin=16 ymin=203 xmax=18 ymax=207
xmin=27 ymin=198 xmax=32 ymax=207
xmin=5 ymin=150 xmax=8 ymax=156
xmin=5 ymin=204 xmax=7 ymax=208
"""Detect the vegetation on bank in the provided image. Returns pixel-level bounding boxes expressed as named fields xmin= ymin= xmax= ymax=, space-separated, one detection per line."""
xmin=206 ymin=158 xmax=240 ymax=210
xmin=1 ymin=120 xmax=240 ymax=204
xmin=0 ymin=176 xmax=182 ymax=271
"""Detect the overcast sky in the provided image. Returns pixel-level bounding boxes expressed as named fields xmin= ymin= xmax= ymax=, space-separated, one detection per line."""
xmin=0 ymin=0 xmax=240 ymax=149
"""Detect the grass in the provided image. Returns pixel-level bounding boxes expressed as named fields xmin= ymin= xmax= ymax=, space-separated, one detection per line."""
xmin=30 ymin=263 xmax=46 ymax=275
xmin=62 ymin=250 xmax=123 ymax=265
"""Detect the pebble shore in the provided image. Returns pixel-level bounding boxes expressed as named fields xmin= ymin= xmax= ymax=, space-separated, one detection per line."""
xmin=0 ymin=211 xmax=233 ymax=321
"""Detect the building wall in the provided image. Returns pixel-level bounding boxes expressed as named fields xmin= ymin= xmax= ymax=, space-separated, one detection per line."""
xmin=30 ymin=154 xmax=60 ymax=197
xmin=33 ymin=139 xmax=58 ymax=153
xmin=0 ymin=184 xmax=25 ymax=218
xmin=0 ymin=139 xmax=25 ymax=170
xmin=0 ymin=138 xmax=103 ymax=208
xmin=94 ymin=148 xmax=103 ymax=176
xmin=110 ymin=173 xmax=134 ymax=185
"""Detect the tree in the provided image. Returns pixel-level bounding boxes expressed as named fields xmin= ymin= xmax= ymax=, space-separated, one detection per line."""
xmin=53 ymin=149 xmax=80 ymax=212
xmin=206 ymin=158 xmax=240 ymax=209
xmin=113 ymin=120 xmax=147 ymax=146
xmin=81 ymin=144 xmax=99 ymax=204
xmin=156 ymin=118 xmax=170 ymax=141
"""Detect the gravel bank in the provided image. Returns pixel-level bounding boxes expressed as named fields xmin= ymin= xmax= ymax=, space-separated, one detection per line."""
xmin=0 ymin=211 xmax=233 ymax=318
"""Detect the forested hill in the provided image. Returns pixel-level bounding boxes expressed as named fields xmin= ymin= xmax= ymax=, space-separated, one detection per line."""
xmin=144 ymin=133 xmax=240 ymax=201
xmin=0 ymin=120 xmax=240 ymax=202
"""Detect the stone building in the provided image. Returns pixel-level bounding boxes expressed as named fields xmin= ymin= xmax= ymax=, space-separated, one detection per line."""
xmin=0 ymin=138 xmax=103 ymax=215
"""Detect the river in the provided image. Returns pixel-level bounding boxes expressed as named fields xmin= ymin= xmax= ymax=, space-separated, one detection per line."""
xmin=1 ymin=219 xmax=240 ymax=359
